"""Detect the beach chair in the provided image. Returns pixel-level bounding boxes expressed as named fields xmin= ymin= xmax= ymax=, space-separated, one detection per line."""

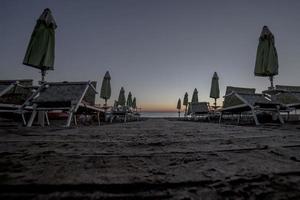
xmin=26 ymin=81 xmax=104 ymax=127
xmin=110 ymin=106 xmax=129 ymax=123
xmin=0 ymin=80 xmax=39 ymax=125
xmin=219 ymin=86 xmax=284 ymax=125
xmin=272 ymin=85 xmax=300 ymax=109
xmin=187 ymin=102 xmax=210 ymax=121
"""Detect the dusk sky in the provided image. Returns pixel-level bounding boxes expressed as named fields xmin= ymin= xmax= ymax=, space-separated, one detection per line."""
xmin=1 ymin=0 xmax=300 ymax=111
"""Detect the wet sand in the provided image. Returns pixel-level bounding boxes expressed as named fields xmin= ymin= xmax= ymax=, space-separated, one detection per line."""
xmin=0 ymin=119 xmax=300 ymax=199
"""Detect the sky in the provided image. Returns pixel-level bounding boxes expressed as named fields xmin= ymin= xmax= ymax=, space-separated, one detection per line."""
xmin=1 ymin=0 xmax=300 ymax=111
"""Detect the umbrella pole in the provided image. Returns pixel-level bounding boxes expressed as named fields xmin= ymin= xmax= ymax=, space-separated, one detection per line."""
xmin=269 ymin=76 xmax=274 ymax=89
xmin=214 ymin=98 xmax=217 ymax=110
xmin=41 ymin=69 xmax=46 ymax=83
xmin=104 ymin=99 xmax=108 ymax=122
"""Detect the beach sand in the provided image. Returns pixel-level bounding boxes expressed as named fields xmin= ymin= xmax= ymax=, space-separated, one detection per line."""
xmin=0 ymin=119 xmax=300 ymax=199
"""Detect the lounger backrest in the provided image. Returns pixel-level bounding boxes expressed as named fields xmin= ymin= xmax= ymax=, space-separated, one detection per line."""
xmin=188 ymin=102 xmax=209 ymax=114
xmin=275 ymin=85 xmax=300 ymax=93
xmin=0 ymin=80 xmax=34 ymax=105
xmin=225 ymin=86 xmax=255 ymax=95
xmin=82 ymin=81 xmax=97 ymax=106
xmin=272 ymin=85 xmax=300 ymax=105
xmin=32 ymin=81 xmax=96 ymax=108
xmin=223 ymin=86 xmax=256 ymax=108
xmin=273 ymin=93 xmax=300 ymax=105
xmin=238 ymin=93 xmax=275 ymax=106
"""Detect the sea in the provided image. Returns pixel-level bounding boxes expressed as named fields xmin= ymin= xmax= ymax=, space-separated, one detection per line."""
xmin=140 ymin=112 xmax=179 ymax=118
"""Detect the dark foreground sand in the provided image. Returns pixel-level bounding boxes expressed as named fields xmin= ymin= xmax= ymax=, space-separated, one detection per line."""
xmin=0 ymin=119 xmax=300 ymax=199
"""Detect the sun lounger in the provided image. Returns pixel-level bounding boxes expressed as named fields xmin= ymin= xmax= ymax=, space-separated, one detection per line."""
xmin=26 ymin=81 xmax=104 ymax=127
xmin=271 ymin=85 xmax=300 ymax=110
xmin=187 ymin=102 xmax=210 ymax=121
xmin=219 ymin=86 xmax=284 ymax=125
xmin=110 ymin=106 xmax=129 ymax=123
xmin=0 ymin=80 xmax=39 ymax=125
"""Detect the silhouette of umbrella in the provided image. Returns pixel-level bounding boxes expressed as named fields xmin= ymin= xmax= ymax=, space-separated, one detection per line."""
xmin=23 ymin=8 xmax=57 ymax=83
xmin=132 ymin=97 xmax=137 ymax=110
xmin=117 ymin=87 xmax=126 ymax=106
xmin=127 ymin=92 xmax=133 ymax=108
xmin=100 ymin=71 xmax=111 ymax=106
xmin=191 ymin=88 xmax=198 ymax=103
xmin=254 ymin=26 xmax=279 ymax=89
xmin=183 ymin=92 xmax=188 ymax=116
xmin=113 ymin=100 xmax=118 ymax=108
xmin=177 ymin=98 xmax=181 ymax=117
xmin=209 ymin=72 xmax=220 ymax=109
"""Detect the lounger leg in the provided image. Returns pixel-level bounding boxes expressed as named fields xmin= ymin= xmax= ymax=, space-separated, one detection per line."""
xmin=277 ymin=111 xmax=284 ymax=124
xmin=237 ymin=113 xmax=241 ymax=125
xmin=73 ymin=115 xmax=77 ymax=126
xmin=27 ymin=110 xmax=37 ymax=127
xmin=251 ymin=110 xmax=260 ymax=125
xmin=45 ymin=112 xmax=50 ymax=126
xmin=219 ymin=112 xmax=223 ymax=123
xmin=97 ymin=112 xmax=100 ymax=126
xmin=38 ymin=111 xmax=45 ymax=127
xmin=21 ymin=113 xmax=26 ymax=126
xmin=66 ymin=112 xmax=74 ymax=127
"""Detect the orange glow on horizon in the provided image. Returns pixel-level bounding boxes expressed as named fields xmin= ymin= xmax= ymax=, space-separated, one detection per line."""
xmin=140 ymin=99 xmax=224 ymax=112
xmin=141 ymin=103 xmax=178 ymax=112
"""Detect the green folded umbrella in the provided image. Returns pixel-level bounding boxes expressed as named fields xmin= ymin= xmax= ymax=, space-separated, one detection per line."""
xmin=127 ymin=92 xmax=133 ymax=107
xmin=209 ymin=72 xmax=220 ymax=109
xmin=113 ymin=100 xmax=118 ymax=108
xmin=177 ymin=98 xmax=181 ymax=117
xmin=183 ymin=92 xmax=188 ymax=116
xmin=191 ymin=88 xmax=198 ymax=103
xmin=117 ymin=87 xmax=126 ymax=106
xmin=132 ymin=97 xmax=137 ymax=109
xmin=23 ymin=8 xmax=57 ymax=82
xmin=254 ymin=26 xmax=279 ymax=88
xmin=100 ymin=71 xmax=111 ymax=105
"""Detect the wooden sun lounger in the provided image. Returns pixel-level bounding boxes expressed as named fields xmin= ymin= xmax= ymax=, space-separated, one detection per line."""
xmin=187 ymin=102 xmax=211 ymax=121
xmin=219 ymin=86 xmax=284 ymax=125
xmin=110 ymin=106 xmax=130 ymax=123
xmin=0 ymin=80 xmax=39 ymax=125
xmin=271 ymin=85 xmax=300 ymax=110
xmin=26 ymin=81 xmax=104 ymax=127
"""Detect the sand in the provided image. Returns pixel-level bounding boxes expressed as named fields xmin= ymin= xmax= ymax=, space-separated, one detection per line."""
xmin=0 ymin=119 xmax=300 ymax=199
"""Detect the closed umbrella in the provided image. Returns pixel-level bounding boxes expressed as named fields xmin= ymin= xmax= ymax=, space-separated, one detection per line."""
xmin=209 ymin=72 xmax=220 ymax=109
xmin=117 ymin=87 xmax=126 ymax=106
xmin=177 ymin=98 xmax=181 ymax=117
xmin=132 ymin=97 xmax=137 ymax=111
xmin=183 ymin=92 xmax=188 ymax=116
xmin=254 ymin=26 xmax=279 ymax=89
xmin=23 ymin=8 xmax=57 ymax=83
xmin=127 ymin=92 xmax=133 ymax=108
xmin=113 ymin=100 xmax=118 ymax=108
xmin=191 ymin=88 xmax=198 ymax=103
xmin=100 ymin=71 xmax=111 ymax=107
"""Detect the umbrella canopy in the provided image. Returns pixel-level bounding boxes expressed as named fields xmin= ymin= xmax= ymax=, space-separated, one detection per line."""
xmin=117 ymin=87 xmax=126 ymax=106
xmin=177 ymin=98 xmax=181 ymax=110
xmin=100 ymin=71 xmax=111 ymax=103
xmin=127 ymin=92 xmax=133 ymax=107
xmin=132 ymin=97 xmax=137 ymax=109
xmin=254 ymin=26 xmax=279 ymax=88
xmin=113 ymin=100 xmax=118 ymax=108
xmin=23 ymin=8 xmax=57 ymax=82
xmin=210 ymin=72 xmax=220 ymax=99
xmin=191 ymin=88 xmax=198 ymax=103
xmin=183 ymin=92 xmax=188 ymax=106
